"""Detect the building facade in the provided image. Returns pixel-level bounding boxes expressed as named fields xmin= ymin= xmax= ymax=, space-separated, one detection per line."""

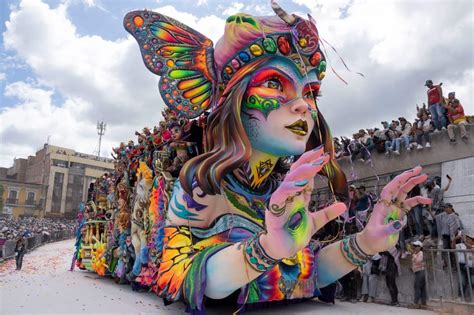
xmin=1 ymin=144 xmax=114 ymax=218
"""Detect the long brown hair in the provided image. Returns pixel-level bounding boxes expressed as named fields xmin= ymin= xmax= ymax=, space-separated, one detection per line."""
xmin=180 ymin=59 xmax=349 ymax=203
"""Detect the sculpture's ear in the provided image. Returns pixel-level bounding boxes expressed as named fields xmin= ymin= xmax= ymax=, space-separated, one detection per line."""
xmin=124 ymin=10 xmax=217 ymax=118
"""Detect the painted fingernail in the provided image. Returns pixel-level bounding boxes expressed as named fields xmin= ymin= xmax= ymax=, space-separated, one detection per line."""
xmin=393 ymin=221 xmax=402 ymax=229
xmin=313 ymin=144 xmax=324 ymax=151
xmin=312 ymin=160 xmax=325 ymax=166
xmin=294 ymin=180 xmax=308 ymax=187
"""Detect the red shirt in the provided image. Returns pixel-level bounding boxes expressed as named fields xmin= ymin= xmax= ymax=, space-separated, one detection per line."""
xmin=448 ymin=104 xmax=466 ymax=123
xmin=427 ymin=86 xmax=441 ymax=105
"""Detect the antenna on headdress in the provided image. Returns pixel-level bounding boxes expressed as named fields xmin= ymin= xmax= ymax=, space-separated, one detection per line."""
xmin=271 ymin=0 xmax=297 ymax=25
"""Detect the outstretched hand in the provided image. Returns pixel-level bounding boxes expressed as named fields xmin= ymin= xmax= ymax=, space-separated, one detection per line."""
xmin=260 ymin=146 xmax=347 ymax=260
xmin=357 ymin=166 xmax=432 ymax=255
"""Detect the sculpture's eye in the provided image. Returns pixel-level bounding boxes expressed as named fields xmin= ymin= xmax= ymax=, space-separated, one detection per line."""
xmin=262 ymin=78 xmax=283 ymax=91
xmin=226 ymin=16 xmax=236 ymax=23
xmin=241 ymin=16 xmax=258 ymax=28
xmin=304 ymin=91 xmax=317 ymax=100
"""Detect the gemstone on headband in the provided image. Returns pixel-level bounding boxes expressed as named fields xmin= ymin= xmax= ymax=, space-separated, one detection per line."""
xmin=220 ymin=33 xmax=326 ymax=84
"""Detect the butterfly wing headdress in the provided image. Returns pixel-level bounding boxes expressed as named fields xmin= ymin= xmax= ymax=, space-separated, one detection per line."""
xmin=124 ymin=11 xmax=217 ymax=118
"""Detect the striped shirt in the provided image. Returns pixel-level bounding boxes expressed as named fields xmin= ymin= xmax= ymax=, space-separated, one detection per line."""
xmin=436 ymin=212 xmax=461 ymax=238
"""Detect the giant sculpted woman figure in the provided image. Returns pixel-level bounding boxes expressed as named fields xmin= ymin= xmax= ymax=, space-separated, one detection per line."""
xmin=124 ymin=2 xmax=431 ymax=312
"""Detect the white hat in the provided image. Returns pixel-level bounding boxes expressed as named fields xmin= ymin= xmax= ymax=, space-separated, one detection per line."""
xmin=412 ymin=240 xmax=423 ymax=247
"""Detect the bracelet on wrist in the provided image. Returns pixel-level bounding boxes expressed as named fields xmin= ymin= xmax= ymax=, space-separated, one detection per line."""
xmin=351 ymin=234 xmax=374 ymax=260
xmin=340 ymin=235 xmax=368 ymax=267
xmin=241 ymin=233 xmax=279 ymax=273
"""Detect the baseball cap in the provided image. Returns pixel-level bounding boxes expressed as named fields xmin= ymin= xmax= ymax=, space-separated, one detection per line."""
xmin=412 ymin=240 xmax=423 ymax=247
xmin=425 ymin=80 xmax=433 ymax=86
xmin=442 ymin=202 xmax=453 ymax=209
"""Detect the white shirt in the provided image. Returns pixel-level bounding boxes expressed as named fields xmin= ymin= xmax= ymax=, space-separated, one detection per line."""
xmin=401 ymin=123 xmax=412 ymax=136
xmin=456 ymin=243 xmax=474 ymax=267
xmin=418 ymin=119 xmax=432 ymax=132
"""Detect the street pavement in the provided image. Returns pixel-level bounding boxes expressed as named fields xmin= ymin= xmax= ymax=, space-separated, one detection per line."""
xmin=0 ymin=239 xmax=436 ymax=314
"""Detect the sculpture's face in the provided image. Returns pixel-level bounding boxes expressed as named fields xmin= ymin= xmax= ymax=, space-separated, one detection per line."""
xmin=241 ymin=57 xmax=319 ymax=156
xmin=170 ymin=125 xmax=183 ymax=141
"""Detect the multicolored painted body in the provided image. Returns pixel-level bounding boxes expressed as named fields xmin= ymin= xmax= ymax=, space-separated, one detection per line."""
xmin=74 ymin=3 xmax=431 ymax=314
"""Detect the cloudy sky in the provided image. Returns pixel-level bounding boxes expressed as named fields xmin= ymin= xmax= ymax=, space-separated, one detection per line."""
xmin=0 ymin=0 xmax=472 ymax=167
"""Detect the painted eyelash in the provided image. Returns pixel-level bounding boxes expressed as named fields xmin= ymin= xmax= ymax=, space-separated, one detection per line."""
xmin=305 ymin=90 xmax=322 ymax=99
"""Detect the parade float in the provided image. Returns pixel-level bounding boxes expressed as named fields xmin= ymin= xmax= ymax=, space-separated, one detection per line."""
xmin=73 ymin=2 xmax=431 ymax=313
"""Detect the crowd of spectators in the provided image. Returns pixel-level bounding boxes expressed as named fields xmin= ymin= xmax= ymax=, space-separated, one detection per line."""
xmin=0 ymin=216 xmax=76 ymax=241
xmin=334 ymin=81 xmax=470 ymax=163
xmin=330 ymin=174 xmax=472 ymax=307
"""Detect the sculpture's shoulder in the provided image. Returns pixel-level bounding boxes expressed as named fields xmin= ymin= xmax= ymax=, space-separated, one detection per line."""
xmin=166 ymin=180 xmax=227 ymax=228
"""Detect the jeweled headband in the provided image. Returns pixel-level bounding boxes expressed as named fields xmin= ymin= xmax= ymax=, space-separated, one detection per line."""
xmin=220 ymin=32 xmax=326 ymax=84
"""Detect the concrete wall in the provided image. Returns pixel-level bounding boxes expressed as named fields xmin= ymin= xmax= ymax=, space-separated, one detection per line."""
xmin=441 ymin=157 xmax=474 ymax=233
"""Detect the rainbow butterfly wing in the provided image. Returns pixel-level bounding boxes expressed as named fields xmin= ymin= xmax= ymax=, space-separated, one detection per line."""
xmin=124 ymin=10 xmax=217 ymax=118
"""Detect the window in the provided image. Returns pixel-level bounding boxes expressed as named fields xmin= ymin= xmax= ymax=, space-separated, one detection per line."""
xmin=7 ymin=190 xmax=18 ymax=204
xmin=69 ymin=162 xmax=85 ymax=170
xmin=66 ymin=174 xmax=84 ymax=213
xmin=51 ymin=172 xmax=64 ymax=212
xmin=26 ymin=192 xmax=35 ymax=205
xmin=52 ymin=159 xmax=68 ymax=168
xmin=8 ymin=190 xmax=18 ymax=199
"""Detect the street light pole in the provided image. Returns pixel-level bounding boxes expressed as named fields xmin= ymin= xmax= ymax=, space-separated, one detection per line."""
xmin=97 ymin=121 xmax=106 ymax=157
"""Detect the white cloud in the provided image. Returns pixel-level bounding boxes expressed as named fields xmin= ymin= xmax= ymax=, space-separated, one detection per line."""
xmin=0 ymin=73 xmax=6 ymax=81
xmin=221 ymin=2 xmax=244 ymax=16
xmin=3 ymin=0 xmax=157 ymax=126
xmin=1 ymin=81 xmax=87 ymax=165
xmin=152 ymin=5 xmax=225 ymax=43
xmin=0 ymin=0 xmax=227 ymax=167
xmin=0 ymin=80 xmax=134 ymax=166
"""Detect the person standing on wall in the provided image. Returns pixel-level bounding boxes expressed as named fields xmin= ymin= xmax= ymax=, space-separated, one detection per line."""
xmin=425 ymin=80 xmax=446 ymax=131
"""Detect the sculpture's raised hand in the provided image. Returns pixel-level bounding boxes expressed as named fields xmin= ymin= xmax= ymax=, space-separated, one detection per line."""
xmin=260 ymin=146 xmax=347 ymax=259
xmin=357 ymin=166 xmax=432 ymax=254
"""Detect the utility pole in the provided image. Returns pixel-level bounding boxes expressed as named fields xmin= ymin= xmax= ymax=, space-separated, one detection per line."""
xmin=97 ymin=121 xmax=106 ymax=157
xmin=41 ymin=136 xmax=50 ymax=218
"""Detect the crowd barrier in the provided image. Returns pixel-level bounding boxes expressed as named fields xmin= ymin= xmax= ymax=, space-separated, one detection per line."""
xmin=0 ymin=229 xmax=76 ymax=261
xmin=425 ymin=248 xmax=474 ymax=305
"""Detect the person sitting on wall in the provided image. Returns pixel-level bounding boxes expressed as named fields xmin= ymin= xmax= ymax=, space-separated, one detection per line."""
xmin=446 ymin=99 xmax=469 ymax=143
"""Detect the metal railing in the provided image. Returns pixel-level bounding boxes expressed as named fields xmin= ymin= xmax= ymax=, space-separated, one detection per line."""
xmin=5 ymin=198 xmax=18 ymax=205
xmin=0 ymin=229 xmax=75 ymax=260
xmin=425 ymin=248 xmax=474 ymax=304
